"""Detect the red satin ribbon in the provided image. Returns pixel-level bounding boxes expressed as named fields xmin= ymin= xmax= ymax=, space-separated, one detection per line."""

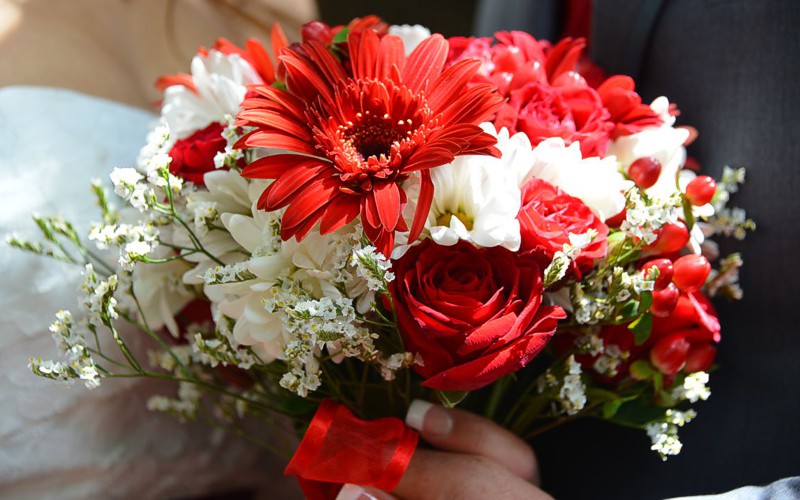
xmin=285 ymin=399 xmax=419 ymax=500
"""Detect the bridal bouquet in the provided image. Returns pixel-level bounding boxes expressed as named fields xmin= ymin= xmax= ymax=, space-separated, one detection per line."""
xmin=12 ymin=15 xmax=754 ymax=497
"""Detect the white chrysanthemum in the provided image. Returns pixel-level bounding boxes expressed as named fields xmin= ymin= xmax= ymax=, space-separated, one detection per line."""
xmin=389 ymin=24 xmax=431 ymax=54
xmin=426 ymin=123 xmax=533 ymax=251
xmin=162 ymin=50 xmax=262 ymax=139
xmin=518 ymin=137 xmax=632 ymax=221
xmin=213 ymin=231 xmax=346 ymax=362
xmin=608 ymin=97 xmax=690 ymax=200
xmin=178 ymin=170 xmax=261 ymax=288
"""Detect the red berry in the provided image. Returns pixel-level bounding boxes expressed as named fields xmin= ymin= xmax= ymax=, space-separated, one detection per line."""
xmin=672 ymin=254 xmax=711 ymax=292
xmin=684 ymin=343 xmax=717 ymax=373
xmin=650 ymin=221 xmax=690 ymax=253
xmin=685 ymin=175 xmax=717 ymax=206
xmin=640 ymin=258 xmax=674 ymax=290
xmin=650 ymin=333 xmax=690 ymax=375
xmin=628 ymin=157 xmax=662 ymax=189
xmin=650 ymin=283 xmax=680 ymax=317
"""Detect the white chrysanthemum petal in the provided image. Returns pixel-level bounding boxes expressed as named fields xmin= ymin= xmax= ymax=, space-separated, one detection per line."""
xmin=222 ymin=213 xmax=263 ymax=254
xmin=389 ymin=24 xmax=431 ymax=55
xmin=425 ymin=123 xmax=525 ymax=250
xmin=162 ymin=50 xmax=262 ymax=139
xmin=520 ymin=138 xmax=632 ymax=221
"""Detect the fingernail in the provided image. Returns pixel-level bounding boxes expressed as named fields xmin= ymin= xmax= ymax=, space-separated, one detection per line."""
xmin=406 ymin=399 xmax=453 ymax=435
xmin=336 ymin=483 xmax=379 ymax=500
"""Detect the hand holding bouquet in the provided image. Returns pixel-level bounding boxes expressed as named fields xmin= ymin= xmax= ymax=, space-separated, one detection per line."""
xmin=11 ymin=15 xmax=754 ymax=497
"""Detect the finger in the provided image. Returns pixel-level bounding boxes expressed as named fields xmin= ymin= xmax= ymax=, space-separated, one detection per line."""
xmin=395 ymin=449 xmax=552 ymax=500
xmin=405 ymin=399 xmax=539 ymax=484
xmin=336 ymin=483 xmax=397 ymax=500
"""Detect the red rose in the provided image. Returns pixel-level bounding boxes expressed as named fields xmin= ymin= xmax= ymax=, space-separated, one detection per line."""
xmin=389 ymin=240 xmax=565 ymax=391
xmin=518 ymin=178 xmax=609 ymax=275
xmin=168 ymin=122 xmax=227 ymax=186
xmin=500 ymin=78 xmax=614 ymax=157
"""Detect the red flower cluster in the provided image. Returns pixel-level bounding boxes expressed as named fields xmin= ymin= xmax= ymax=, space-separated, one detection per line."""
xmin=389 ymin=240 xmax=565 ymax=391
xmin=573 ymin=290 xmax=719 ymax=385
xmin=446 ymin=32 xmax=662 ymax=157
xmin=237 ymin=30 xmax=503 ymax=257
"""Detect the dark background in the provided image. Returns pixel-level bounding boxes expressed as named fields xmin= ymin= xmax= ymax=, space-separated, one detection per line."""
xmin=317 ymin=0 xmax=477 ymax=37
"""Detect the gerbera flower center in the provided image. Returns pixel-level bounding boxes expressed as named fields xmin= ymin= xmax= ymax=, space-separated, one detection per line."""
xmin=311 ymin=79 xmax=434 ymax=193
xmin=346 ymin=114 xmax=406 ymax=162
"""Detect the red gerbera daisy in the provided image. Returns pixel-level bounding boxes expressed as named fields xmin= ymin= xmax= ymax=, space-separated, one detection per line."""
xmin=236 ymin=29 xmax=503 ymax=257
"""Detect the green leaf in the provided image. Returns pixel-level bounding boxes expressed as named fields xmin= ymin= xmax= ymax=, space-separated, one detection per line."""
xmin=629 ymin=313 xmax=653 ymax=345
xmin=602 ymin=399 xmax=624 ymax=419
xmin=630 ymin=360 xmax=654 ymax=380
xmin=586 ymin=387 xmax=621 ymax=402
xmin=653 ymin=371 xmax=664 ymax=391
xmin=271 ymin=80 xmax=287 ymax=91
xmin=682 ymin=198 xmax=696 ymax=230
xmin=607 ymin=398 xmax=668 ymax=427
xmin=619 ymin=300 xmax=640 ymax=319
xmin=436 ymin=390 xmax=469 ymax=408
xmin=639 ymin=291 xmax=653 ymax=312
xmin=332 ymin=27 xmax=351 ymax=45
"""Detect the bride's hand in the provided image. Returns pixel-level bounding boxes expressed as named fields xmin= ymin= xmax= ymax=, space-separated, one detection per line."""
xmin=336 ymin=399 xmax=553 ymax=500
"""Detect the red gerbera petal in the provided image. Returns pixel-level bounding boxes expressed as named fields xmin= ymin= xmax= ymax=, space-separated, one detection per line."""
xmin=237 ymin=27 xmax=503 ymax=256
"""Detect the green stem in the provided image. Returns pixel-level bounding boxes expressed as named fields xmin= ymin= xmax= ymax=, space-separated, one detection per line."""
xmin=485 ymin=375 xmax=512 ymax=420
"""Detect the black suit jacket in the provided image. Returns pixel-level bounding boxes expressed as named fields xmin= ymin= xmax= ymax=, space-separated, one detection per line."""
xmin=477 ymin=1 xmax=800 ymax=498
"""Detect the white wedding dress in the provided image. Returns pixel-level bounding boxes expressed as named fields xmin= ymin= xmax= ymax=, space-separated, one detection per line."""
xmin=0 ymin=87 xmax=298 ymax=499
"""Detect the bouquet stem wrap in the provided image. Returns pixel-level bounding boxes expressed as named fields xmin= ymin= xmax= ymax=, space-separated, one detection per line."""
xmin=285 ymin=400 xmax=419 ymax=499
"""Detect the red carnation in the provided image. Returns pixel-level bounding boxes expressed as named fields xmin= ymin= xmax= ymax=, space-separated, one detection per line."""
xmin=168 ymin=122 xmax=227 ymax=186
xmin=518 ymin=178 xmax=609 ymax=275
xmin=499 ymin=78 xmax=614 ymax=157
xmin=236 ymin=30 xmax=503 ymax=257
xmin=389 ymin=240 xmax=565 ymax=392
xmin=597 ymin=75 xmax=663 ymax=139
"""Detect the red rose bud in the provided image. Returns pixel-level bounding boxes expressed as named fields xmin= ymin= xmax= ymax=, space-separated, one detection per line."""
xmin=301 ymin=21 xmax=333 ymax=45
xmin=650 ymin=283 xmax=680 ymax=317
xmin=650 ymin=221 xmax=690 ymax=253
xmin=672 ymin=254 xmax=711 ymax=293
xmin=684 ymin=343 xmax=716 ymax=373
xmin=685 ymin=175 xmax=717 ymax=206
xmin=650 ymin=333 xmax=690 ymax=375
xmin=640 ymin=258 xmax=674 ymax=291
xmin=628 ymin=157 xmax=662 ymax=189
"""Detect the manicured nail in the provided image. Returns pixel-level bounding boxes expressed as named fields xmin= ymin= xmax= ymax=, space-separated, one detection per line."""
xmin=336 ymin=483 xmax=379 ymax=500
xmin=406 ymin=399 xmax=453 ymax=435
